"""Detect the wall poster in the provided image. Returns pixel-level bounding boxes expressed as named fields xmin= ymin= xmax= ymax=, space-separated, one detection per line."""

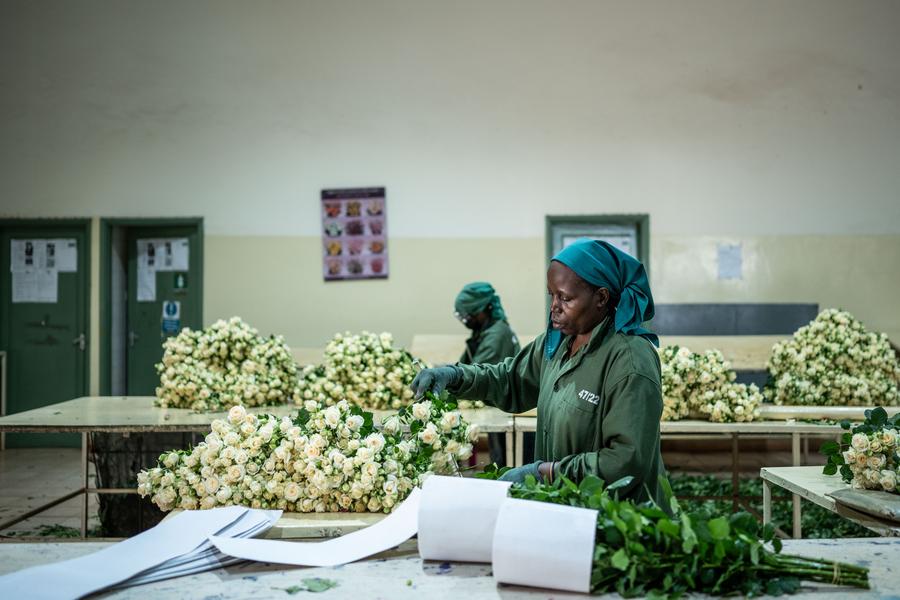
xmin=320 ymin=187 xmax=388 ymax=281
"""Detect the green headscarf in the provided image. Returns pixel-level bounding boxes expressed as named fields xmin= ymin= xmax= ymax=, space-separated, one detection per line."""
xmin=545 ymin=239 xmax=658 ymax=358
xmin=455 ymin=282 xmax=507 ymax=322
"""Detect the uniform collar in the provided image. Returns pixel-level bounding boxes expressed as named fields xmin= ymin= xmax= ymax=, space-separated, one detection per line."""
xmin=558 ymin=316 xmax=613 ymax=362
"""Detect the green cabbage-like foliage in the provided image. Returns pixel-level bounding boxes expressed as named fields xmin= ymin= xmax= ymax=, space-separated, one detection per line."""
xmin=767 ymin=309 xmax=900 ymax=406
xmin=156 ymin=317 xmax=300 ymax=411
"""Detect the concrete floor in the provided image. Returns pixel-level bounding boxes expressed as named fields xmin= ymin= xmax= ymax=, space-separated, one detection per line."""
xmin=0 ymin=448 xmax=99 ymax=538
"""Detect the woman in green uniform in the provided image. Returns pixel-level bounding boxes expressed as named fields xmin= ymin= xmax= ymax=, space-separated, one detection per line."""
xmin=412 ymin=240 xmax=667 ymax=505
xmin=454 ymin=282 xmax=520 ymax=466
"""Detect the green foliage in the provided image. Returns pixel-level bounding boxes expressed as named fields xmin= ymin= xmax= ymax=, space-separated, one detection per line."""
xmin=481 ymin=470 xmax=869 ymax=597
xmin=669 ymin=475 xmax=875 ymax=539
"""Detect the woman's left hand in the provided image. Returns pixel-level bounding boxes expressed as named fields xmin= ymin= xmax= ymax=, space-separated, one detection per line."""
xmin=499 ymin=461 xmax=542 ymax=483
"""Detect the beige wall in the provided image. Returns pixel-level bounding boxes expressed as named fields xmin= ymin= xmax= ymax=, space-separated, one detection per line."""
xmin=1 ymin=1 xmax=898 ymax=388
xmin=204 ymin=235 xmax=900 ymax=349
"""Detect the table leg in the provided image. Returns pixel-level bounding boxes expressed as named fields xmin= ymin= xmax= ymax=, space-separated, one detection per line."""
xmin=515 ymin=431 xmax=524 ymax=467
xmin=81 ymin=432 xmax=89 ymax=538
xmin=762 ymin=479 xmax=772 ymax=526
xmin=731 ymin=434 xmax=739 ymax=512
xmin=505 ymin=431 xmax=514 ymax=469
xmin=791 ymin=432 xmax=802 ymax=538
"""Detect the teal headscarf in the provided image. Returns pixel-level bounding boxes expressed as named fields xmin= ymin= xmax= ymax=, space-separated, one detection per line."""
xmin=455 ymin=282 xmax=507 ymax=322
xmin=545 ymin=239 xmax=658 ymax=358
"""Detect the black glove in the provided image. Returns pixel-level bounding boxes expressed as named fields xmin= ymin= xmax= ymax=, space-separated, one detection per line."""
xmin=410 ymin=366 xmax=462 ymax=399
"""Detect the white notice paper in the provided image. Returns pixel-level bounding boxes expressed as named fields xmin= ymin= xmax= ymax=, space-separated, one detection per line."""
xmin=418 ymin=476 xmax=511 ymax=563
xmin=137 ymin=238 xmax=189 ymax=301
xmin=0 ymin=506 xmax=250 ymax=600
xmin=717 ymin=243 xmax=742 ymax=280
xmin=211 ymin=488 xmax=422 ymax=567
xmin=492 ymin=498 xmax=598 ymax=593
xmin=46 ymin=239 xmax=78 ymax=272
xmin=12 ymin=269 xmax=57 ymax=303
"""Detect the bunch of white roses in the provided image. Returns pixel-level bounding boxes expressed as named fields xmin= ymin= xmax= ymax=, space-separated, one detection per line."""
xmin=843 ymin=429 xmax=899 ymax=493
xmin=137 ymin=393 xmax=476 ymax=513
xmin=768 ymin=309 xmax=900 ymax=407
xmin=155 ymin=317 xmax=301 ymax=411
xmin=296 ymin=331 xmax=419 ymax=410
xmin=659 ymin=345 xmax=762 ymax=423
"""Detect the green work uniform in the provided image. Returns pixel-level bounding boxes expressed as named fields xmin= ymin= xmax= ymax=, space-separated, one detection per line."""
xmin=459 ymin=319 xmax=520 ymax=366
xmin=454 ymin=317 xmax=668 ymax=506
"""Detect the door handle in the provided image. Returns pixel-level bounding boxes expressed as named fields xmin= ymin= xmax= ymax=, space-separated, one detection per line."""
xmin=128 ymin=331 xmax=140 ymax=347
xmin=72 ymin=333 xmax=86 ymax=351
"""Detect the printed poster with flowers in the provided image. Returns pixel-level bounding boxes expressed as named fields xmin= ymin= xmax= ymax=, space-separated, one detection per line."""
xmin=321 ymin=187 xmax=388 ymax=281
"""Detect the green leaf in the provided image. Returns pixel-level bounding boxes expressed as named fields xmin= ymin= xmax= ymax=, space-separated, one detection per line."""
xmin=610 ymin=548 xmax=630 ymax=571
xmin=708 ymin=516 xmax=730 ymax=540
xmin=840 ymin=420 xmax=852 ymax=431
xmin=607 ymin=475 xmax=634 ymax=492
xmin=680 ymin=514 xmax=698 ymax=553
xmin=302 ymin=578 xmax=339 ymax=593
xmin=819 ymin=441 xmax=839 ymax=455
xmin=870 ymin=406 xmax=888 ymax=427
xmin=823 ymin=463 xmax=837 ymax=476
xmin=579 ymin=475 xmax=604 ymax=497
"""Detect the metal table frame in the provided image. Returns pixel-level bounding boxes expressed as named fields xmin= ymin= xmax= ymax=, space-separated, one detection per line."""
xmin=761 ymin=466 xmax=900 ymax=539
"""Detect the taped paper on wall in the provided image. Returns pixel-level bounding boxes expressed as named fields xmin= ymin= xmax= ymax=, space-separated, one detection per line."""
xmin=137 ymin=238 xmax=189 ymax=302
xmin=418 ymin=476 xmax=511 ymax=563
xmin=12 ymin=269 xmax=57 ymax=303
xmin=10 ymin=239 xmax=77 ymax=272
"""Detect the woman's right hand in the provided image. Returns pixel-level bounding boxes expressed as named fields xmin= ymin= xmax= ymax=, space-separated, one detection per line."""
xmin=410 ymin=366 xmax=462 ymax=399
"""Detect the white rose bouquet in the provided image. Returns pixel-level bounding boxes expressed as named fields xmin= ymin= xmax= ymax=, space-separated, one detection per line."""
xmin=137 ymin=391 xmax=477 ymax=513
xmin=155 ymin=317 xmax=301 ymax=411
xmin=767 ymin=309 xmax=900 ymax=407
xmin=659 ymin=345 xmax=762 ymax=423
xmin=822 ymin=407 xmax=899 ymax=495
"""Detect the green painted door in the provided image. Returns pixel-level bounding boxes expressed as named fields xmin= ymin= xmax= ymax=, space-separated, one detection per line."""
xmin=126 ymin=227 xmax=202 ymax=395
xmin=1 ymin=225 xmax=88 ymax=447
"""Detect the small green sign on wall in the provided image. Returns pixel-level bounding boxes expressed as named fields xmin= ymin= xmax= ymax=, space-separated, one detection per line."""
xmin=173 ymin=272 xmax=188 ymax=290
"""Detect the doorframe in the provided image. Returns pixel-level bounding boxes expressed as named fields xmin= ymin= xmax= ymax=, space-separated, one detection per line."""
xmin=544 ymin=214 xmax=650 ymax=269
xmin=99 ymin=217 xmax=204 ymax=395
xmin=0 ymin=218 xmax=92 ymax=426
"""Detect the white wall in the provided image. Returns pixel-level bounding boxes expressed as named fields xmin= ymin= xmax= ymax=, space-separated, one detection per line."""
xmin=2 ymin=0 xmax=899 ymax=237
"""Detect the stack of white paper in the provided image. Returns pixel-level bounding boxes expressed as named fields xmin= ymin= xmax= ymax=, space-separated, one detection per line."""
xmin=0 ymin=506 xmax=281 ymax=600
xmin=209 ymin=488 xmax=422 ymax=567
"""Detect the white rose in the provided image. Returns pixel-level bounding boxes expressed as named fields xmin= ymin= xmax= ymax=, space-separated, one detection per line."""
xmin=419 ymin=422 xmax=438 ymax=445
xmin=465 ymin=424 xmax=479 ymax=443
xmin=324 ymin=407 xmax=341 ymax=428
xmin=163 ymin=452 xmax=180 ymax=468
xmin=411 ymin=401 xmax=432 ymax=421
xmin=851 ymin=433 xmax=869 ymax=452
xmin=365 ymin=433 xmax=386 ymax=453
xmin=228 ymin=405 xmax=247 ymax=425
xmin=382 ymin=416 xmax=400 ymax=436
xmin=879 ymin=470 xmax=897 ymax=492
xmin=440 ymin=411 xmax=461 ymax=432
xmin=346 ymin=415 xmax=364 ymax=431
xmin=867 ymin=454 xmax=887 ymax=470
xmin=203 ymin=477 xmax=220 ymax=495
xmin=284 ymin=482 xmax=301 ymax=502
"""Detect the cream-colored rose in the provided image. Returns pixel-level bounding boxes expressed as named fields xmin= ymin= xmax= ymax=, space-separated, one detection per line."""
xmin=851 ymin=433 xmax=869 ymax=452
xmin=411 ymin=401 xmax=432 ymax=421
xmin=365 ymin=433 xmax=386 ymax=453
xmin=228 ymin=405 xmax=247 ymax=425
xmin=419 ymin=422 xmax=438 ymax=445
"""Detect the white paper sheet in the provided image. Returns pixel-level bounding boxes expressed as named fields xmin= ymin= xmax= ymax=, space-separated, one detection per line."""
xmin=211 ymin=488 xmax=422 ymax=567
xmin=137 ymin=252 xmax=157 ymax=301
xmin=136 ymin=238 xmax=189 ymax=301
xmin=12 ymin=269 xmax=57 ymax=303
xmin=118 ymin=509 xmax=281 ymax=588
xmin=11 ymin=240 xmax=44 ymax=272
xmin=492 ymin=498 xmax=598 ymax=593
xmin=418 ymin=476 xmax=511 ymax=563
xmin=0 ymin=506 xmax=250 ymax=600
xmin=46 ymin=238 xmax=78 ymax=272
